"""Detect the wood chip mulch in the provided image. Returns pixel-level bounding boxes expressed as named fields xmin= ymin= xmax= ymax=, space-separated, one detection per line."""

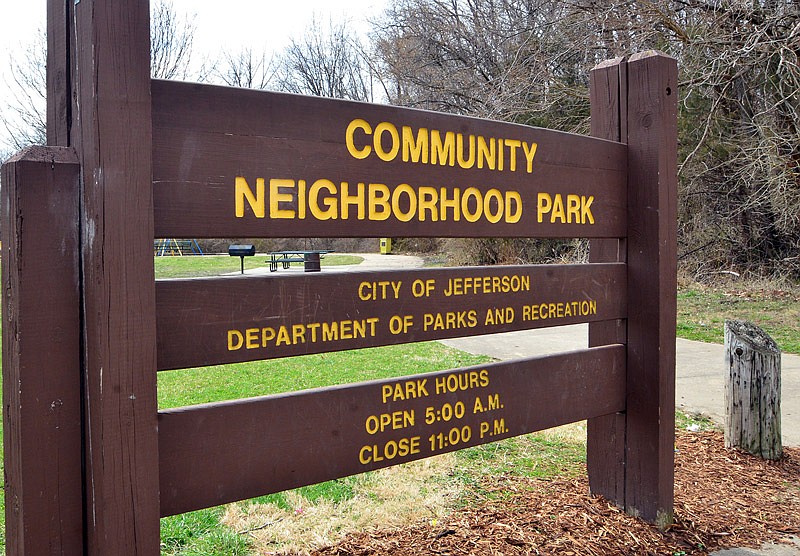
xmin=313 ymin=430 xmax=800 ymax=555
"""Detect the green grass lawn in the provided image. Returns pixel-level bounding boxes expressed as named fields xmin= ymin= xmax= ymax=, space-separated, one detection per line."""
xmin=158 ymin=342 xmax=492 ymax=555
xmin=677 ymin=283 xmax=799 ymax=354
xmin=158 ymin=342 xmax=488 ymax=409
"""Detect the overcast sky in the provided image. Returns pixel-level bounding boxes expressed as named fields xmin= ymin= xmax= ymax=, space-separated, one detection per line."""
xmin=0 ymin=1 xmax=387 ymax=63
xmin=0 ymin=0 xmax=388 ymax=153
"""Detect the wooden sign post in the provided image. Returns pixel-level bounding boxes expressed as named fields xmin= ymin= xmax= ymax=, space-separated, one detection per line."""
xmin=1 ymin=1 xmax=677 ymax=552
xmin=588 ymin=54 xmax=678 ymax=526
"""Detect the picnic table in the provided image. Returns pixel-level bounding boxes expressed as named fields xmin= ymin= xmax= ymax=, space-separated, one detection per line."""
xmin=267 ymin=250 xmax=332 ymax=272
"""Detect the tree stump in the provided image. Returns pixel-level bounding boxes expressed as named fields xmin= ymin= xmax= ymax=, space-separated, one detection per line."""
xmin=724 ymin=319 xmax=782 ymax=459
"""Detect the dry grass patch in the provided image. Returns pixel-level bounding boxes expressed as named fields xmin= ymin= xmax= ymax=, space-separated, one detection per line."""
xmin=222 ymin=454 xmax=459 ymax=555
xmin=219 ymin=422 xmax=590 ymax=554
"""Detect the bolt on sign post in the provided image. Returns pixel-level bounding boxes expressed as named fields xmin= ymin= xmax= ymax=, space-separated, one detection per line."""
xmin=0 ymin=0 xmax=677 ymax=552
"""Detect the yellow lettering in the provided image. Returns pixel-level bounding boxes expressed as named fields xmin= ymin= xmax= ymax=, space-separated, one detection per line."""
xmin=269 ymin=178 xmax=296 ymax=219
xmin=483 ymin=189 xmax=503 ymax=224
xmin=341 ymin=182 xmax=365 ymax=220
xmin=567 ymin=194 xmax=581 ymax=224
xmin=350 ymin=119 xmax=535 ymax=175
xmin=537 ymin=192 xmax=552 ymax=223
xmin=374 ymin=121 xmax=400 ymax=162
xmin=227 ymin=330 xmax=243 ymax=350
xmin=440 ymin=187 xmax=461 ymax=221
xmin=477 ymin=136 xmax=495 ymax=170
xmin=461 ymin=187 xmax=482 ymax=223
xmin=392 ymin=184 xmax=417 ymax=222
xmin=368 ymin=183 xmax=391 ymax=221
xmin=235 ymin=176 xmax=265 ymax=218
xmin=364 ymin=410 xmax=415 ymax=434
xmin=346 ymin=119 xmax=372 ymax=159
xmin=431 ymin=130 xmax=455 ymax=166
xmin=292 ymin=324 xmax=306 ymax=344
xmin=246 ymin=328 xmax=259 ymax=349
xmin=582 ymin=195 xmax=595 ymax=224
xmin=402 ymin=126 xmax=429 ymax=163
xmin=276 ymin=326 xmax=291 ymax=346
xmin=322 ymin=322 xmax=338 ymax=342
xmin=456 ymin=134 xmax=475 ymax=169
xmin=309 ymin=179 xmax=338 ymax=220
xmin=550 ymin=194 xmax=566 ymax=223
xmin=504 ymin=139 xmax=521 ymax=171
xmin=418 ymin=186 xmax=438 ymax=222
xmin=523 ymin=142 xmax=538 ymax=173
xmin=497 ymin=138 xmax=504 ymax=171
xmin=298 ymin=180 xmax=307 ymax=219
xmin=505 ymin=191 xmax=522 ymax=223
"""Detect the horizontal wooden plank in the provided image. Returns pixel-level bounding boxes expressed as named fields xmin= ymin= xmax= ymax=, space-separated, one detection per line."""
xmin=159 ymin=344 xmax=625 ymax=516
xmin=156 ymin=263 xmax=625 ymax=370
xmin=152 ymin=80 xmax=626 ymax=238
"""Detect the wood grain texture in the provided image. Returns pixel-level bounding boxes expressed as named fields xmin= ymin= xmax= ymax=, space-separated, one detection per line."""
xmin=724 ymin=320 xmax=782 ymax=459
xmin=46 ymin=0 xmax=72 ymax=146
xmin=156 ymin=263 xmax=626 ymax=370
xmin=151 ymin=80 xmax=627 ymax=239
xmin=2 ymin=147 xmax=83 ymax=554
xmin=71 ymin=1 xmax=160 ymax=553
xmin=159 ymin=345 xmax=625 ymax=516
xmin=587 ymin=57 xmax=628 ymax=507
xmin=624 ymin=51 xmax=677 ymax=527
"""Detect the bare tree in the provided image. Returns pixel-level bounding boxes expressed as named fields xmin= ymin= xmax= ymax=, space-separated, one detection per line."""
xmin=1 ymin=32 xmax=48 ymax=150
xmin=374 ymin=0 xmax=800 ymax=276
xmin=657 ymin=0 xmax=800 ymax=275
xmin=276 ymin=16 xmax=376 ymax=101
xmin=1 ymin=0 xmax=198 ymax=156
xmin=211 ymin=47 xmax=278 ymax=89
xmin=374 ymin=1 xmax=594 ymax=124
xmin=150 ymin=0 xmax=197 ymax=80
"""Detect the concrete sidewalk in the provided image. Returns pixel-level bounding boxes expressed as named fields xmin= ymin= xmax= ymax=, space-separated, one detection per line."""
xmin=441 ymin=323 xmax=800 ymax=447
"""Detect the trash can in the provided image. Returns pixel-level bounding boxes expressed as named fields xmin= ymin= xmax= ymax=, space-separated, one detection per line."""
xmin=380 ymin=238 xmax=392 ymax=254
xmin=303 ymin=252 xmax=321 ymax=272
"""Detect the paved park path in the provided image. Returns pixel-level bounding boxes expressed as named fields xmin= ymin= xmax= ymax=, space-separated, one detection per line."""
xmin=443 ymin=326 xmax=800 ymax=447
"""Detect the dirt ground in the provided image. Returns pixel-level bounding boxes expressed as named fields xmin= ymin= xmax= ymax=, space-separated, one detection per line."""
xmin=311 ymin=430 xmax=800 ymax=555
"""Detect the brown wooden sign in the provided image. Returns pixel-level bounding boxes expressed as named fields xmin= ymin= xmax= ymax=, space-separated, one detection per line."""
xmin=2 ymin=8 xmax=677 ymax=548
xmin=151 ymin=80 xmax=627 ymax=239
xmin=159 ymin=344 xmax=625 ymax=516
xmin=156 ymin=263 xmax=625 ymax=370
